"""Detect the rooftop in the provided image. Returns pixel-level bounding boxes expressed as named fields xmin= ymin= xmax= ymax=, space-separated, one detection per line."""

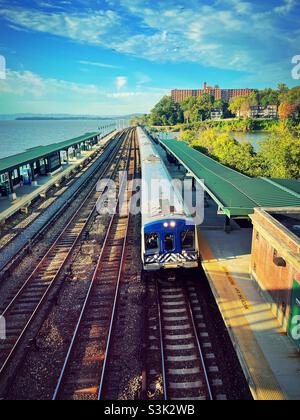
xmin=0 ymin=132 xmax=99 ymax=175
xmin=158 ymin=137 xmax=300 ymax=217
xmin=269 ymin=211 xmax=300 ymax=239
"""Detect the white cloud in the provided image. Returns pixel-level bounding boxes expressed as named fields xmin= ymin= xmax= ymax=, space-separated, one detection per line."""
xmin=0 ymin=8 xmax=121 ymax=45
xmin=0 ymin=68 xmax=168 ymax=114
xmin=79 ymin=60 xmax=121 ymax=69
xmin=274 ymin=0 xmax=296 ymax=14
xmin=107 ymin=91 xmax=142 ymax=98
xmin=135 ymin=72 xmax=151 ymax=87
xmin=0 ymin=1 xmax=298 ymax=77
xmin=0 ymin=69 xmax=103 ymax=97
xmin=115 ymin=76 xmax=128 ymax=90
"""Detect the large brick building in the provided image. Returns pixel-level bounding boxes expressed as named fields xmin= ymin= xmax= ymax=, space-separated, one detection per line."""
xmin=171 ymin=82 xmax=255 ymax=103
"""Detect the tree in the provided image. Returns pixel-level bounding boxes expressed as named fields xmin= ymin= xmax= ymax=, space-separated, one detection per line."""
xmin=213 ymin=99 xmax=224 ymax=110
xmin=181 ymin=94 xmax=214 ymax=123
xmin=179 ymin=122 xmax=300 ymax=179
xmin=129 ymin=114 xmax=149 ymax=126
xmin=149 ymin=96 xmax=183 ymax=126
xmin=278 ymin=102 xmax=297 ymax=120
xmin=188 ymin=127 xmax=256 ymax=175
xmin=229 ymin=93 xmax=257 ymax=118
xmin=285 ymin=86 xmax=300 ymax=118
xmin=259 ymin=88 xmax=280 ymax=108
xmin=258 ymin=123 xmax=300 ymax=178
xmin=278 ymin=83 xmax=289 ymax=103
xmin=197 ymin=94 xmax=214 ymax=120
xmin=181 ymin=97 xmax=198 ymax=124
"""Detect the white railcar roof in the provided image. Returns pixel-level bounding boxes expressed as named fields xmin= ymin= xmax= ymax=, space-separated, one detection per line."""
xmin=137 ymin=127 xmax=193 ymax=226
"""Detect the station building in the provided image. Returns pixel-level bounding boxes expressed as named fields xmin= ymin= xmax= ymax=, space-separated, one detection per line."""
xmin=250 ymin=208 xmax=300 ymax=350
xmin=0 ymin=132 xmax=100 ymax=199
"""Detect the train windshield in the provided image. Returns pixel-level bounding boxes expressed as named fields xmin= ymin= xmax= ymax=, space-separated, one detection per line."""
xmin=145 ymin=233 xmax=160 ymax=253
xmin=164 ymin=234 xmax=175 ymax=252
xmin=181 ymin=230 xmax=195 ymax=251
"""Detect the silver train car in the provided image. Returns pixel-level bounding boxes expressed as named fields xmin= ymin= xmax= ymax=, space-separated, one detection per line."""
xmin=137 ymin=127 xmax=199 ymax=271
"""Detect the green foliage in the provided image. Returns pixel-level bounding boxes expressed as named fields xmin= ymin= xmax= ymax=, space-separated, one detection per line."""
xmin=180 ymin=130 xmax=195 ymax=143
xmin=179 ymin=123 xmax=300 ymax=179
xmin=146 ymin=83 xmax=299 ymax=131
xmin=129 ymin=114 xmax=149 ymax=126
xmin=257 ymin=123 xmax=300 ymax=178
xmin=148 ymin=96 xmax=183 ymax=126
xmin=228 ymin=93 xmax=258 ymax=118
xmin=182 ymin=118 xmax=279 ymax=132
xmin=188 ymin=128 xmax=258 ymax=176
xmin=181 ymin=94 xmax=214 ymax=123
xmin=145 ymin=85 xmax=300 ymax=180
xmin=258 ymin=88 xmax=279 ymax=107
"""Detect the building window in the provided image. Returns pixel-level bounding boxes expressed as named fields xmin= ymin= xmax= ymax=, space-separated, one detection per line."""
xmin=253 ymin=263 xmax=256 ymax=272
xmin=256 ymin=232 xmax=259 ymax=241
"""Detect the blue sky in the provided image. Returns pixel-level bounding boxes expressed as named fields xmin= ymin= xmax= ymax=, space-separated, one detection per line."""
xmin=0 ymin=0 xmax=299 ymax=115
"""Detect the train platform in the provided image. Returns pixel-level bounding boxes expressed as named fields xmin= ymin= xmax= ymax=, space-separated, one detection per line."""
xmin=199 ymin=199 xmax=300 ymax=400
xmin=0 ymin=131 xmax=117 ymax=224
xmin=154 ymin=135 xmax=300 ymax=400
xmin=0 ymin=130 xmax=121 ymax=273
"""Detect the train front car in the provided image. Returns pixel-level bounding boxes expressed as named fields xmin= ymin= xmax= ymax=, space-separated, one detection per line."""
xmin=137 ymin=127 xmax=199 ymax=271
xmin=143 ymin=217 xmax=198 ymax=270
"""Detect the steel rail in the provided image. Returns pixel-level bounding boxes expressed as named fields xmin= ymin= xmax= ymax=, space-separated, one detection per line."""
xmin=0 ymin=129 xmax=132 ymax=379
xmin=183 ymin=286 xmax=213 ymax=401
xmin=155 ymin=279 xmax=168 ymax=401
xmin=98 ymin=129 xmax=139 ymax=400
xmin=0 ymin=130 xmax=124 ymax=275
xmin=52 ymin=129 xmax=136 ymax=400
xmin=155 ymin=280 xmax=214 ymax=401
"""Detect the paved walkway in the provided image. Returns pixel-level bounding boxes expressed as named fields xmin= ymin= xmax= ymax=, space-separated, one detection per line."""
xmin=199 ymin=202 xmax=300 ymax=400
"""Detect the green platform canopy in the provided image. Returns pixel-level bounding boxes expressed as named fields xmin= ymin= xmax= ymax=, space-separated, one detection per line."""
xmin=159 ymin=138 xmax=300 ymax=217
xmin=0 ymin=132 xmax=99 ymax=175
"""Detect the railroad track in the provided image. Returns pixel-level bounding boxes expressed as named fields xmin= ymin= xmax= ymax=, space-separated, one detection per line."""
xmin=0 ymin=151 xmax=98 ymax=253
xmin=148 ymin=277 xmax=227 ymax=401
xmin=52 ymin=129 xmax=138 ymax=400
xmin=0 ymin=130 xmax=124 ymax=276
xmin=0 ymin=129 xmax=134 ymax=388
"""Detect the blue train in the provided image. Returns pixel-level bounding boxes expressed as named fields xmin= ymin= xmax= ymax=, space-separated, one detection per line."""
xmin=137 ymin=128 xmax=199 ymax=271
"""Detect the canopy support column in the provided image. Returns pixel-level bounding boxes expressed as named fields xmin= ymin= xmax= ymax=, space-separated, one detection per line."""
xmin=224 ymin=216 xmax=231 ymax=233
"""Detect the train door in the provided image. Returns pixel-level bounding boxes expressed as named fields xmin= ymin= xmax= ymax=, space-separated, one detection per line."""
xmin=288 ymin=280 xmax=300 ymax=350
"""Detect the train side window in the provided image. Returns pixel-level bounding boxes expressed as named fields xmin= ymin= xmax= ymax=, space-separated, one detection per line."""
xmin=145 ymin=233 xmax=160 ymax=253
xmin=164 ymin=234 xmax=175 ymax=252
xmin=181 ymin=230 xmax=195 ymax=250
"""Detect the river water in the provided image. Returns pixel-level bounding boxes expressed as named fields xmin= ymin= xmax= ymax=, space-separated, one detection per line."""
xmin=230 ymin=131 xmax=268 ymax=152
xmin=0 ymin=120 xmax=119 ymax=159
xmin=169 ymin=130 xmax=268 ymax=152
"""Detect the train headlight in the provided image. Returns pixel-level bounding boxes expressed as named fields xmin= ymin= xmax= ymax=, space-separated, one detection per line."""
xmin=170 ymin=222 xmax=176 ymax=228
xmin=163 ymin=222 xmax=169 ymax=228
